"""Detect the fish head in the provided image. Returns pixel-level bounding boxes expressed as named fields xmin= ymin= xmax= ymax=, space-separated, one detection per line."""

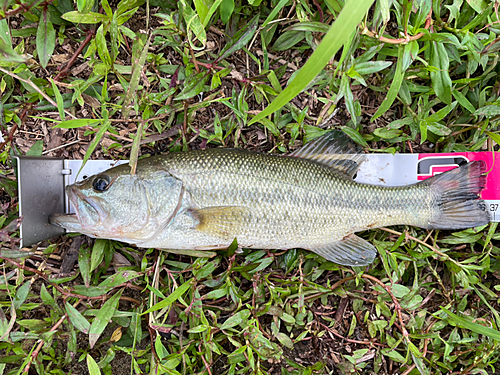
xmin=51 ymin=161 xmax=184 ymax=242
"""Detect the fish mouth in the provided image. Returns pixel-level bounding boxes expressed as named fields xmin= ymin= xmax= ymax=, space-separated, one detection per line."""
xmin=49 ymin=213 xmax=83 ymax=232
xmin=51 ymin=185 xmax=107 ymax=232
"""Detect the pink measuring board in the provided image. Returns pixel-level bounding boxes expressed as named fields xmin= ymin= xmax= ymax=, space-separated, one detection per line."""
xmin=355 ymin=152 xmax=500 ymax=222
xmin=417 ymin=152 xmax=500 ymax=221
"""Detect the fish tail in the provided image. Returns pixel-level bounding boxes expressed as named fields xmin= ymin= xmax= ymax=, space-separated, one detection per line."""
xmin=425 ymin=161 xmax=490 ymax=229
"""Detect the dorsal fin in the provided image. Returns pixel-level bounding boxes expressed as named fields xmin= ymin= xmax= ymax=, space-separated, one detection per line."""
xmin=289 ymin=130 xmax=366 ymax=179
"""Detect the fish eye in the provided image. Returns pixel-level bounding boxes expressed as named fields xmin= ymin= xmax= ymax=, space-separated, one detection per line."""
xmin=92 ymin=175 xmax=110 ymax=192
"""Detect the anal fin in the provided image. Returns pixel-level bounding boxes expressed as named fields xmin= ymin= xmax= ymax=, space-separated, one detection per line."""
xmin=309 ymin=234 xmax=377 ymax=266
xmin=189 ymin=206 xmax=251 ymax=240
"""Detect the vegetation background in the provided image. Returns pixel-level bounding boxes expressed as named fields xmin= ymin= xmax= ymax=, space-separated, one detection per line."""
xmin=1 ymin=0 xmax=500 ymax=373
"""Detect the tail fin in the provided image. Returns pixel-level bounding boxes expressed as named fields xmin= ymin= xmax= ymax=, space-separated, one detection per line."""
xmin=425 ymin=161 xmax=490 ymax=229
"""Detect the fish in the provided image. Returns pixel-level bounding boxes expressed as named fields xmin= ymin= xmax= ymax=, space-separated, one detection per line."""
xmin=49 ymin=131 xmax=490 ymax=266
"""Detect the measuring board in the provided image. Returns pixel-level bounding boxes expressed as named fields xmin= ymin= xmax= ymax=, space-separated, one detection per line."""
xmin=14 ymin=152 xmax=500 ymax=247
xmin=354 ymin=152 xmax=500 ymax=222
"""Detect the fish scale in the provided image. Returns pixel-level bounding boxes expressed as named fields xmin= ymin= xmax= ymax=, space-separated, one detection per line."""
xmin=50 ymin=131 xmax=490 ymax=266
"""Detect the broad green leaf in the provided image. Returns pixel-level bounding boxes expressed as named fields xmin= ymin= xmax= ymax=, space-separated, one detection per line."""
xmin=427 ymin=123 xmax=452 ymax=136
xmin=53 ymin=118 xmax=101 ymax=129
xmin=162 ymin=248 xmax=217 ymax=257
xmin=0 ymin=21 xmax=25 ymax=65
xmin=272 ymin=30 xmax=305 ymax=51
xmin=420 ymin=102 xmax=457 ymax=126
xmin=452 ymin=88 xmax=475 ymax=114
xmin=143 ymin=280 xmax=192 ymax=314
xmin=411 ymin=352 xmax=431 ymax=375
xmin=188 ymin=324 xmax=209 ymax=333
xmin=0 ymin=19 xmax=11 ymax=46
xmin=193 ymin=259 xmax=219 ymax=279
xmin=129 ymin=120 xmax=143 ymax=174
xmin=179 ymin=0 xmax=207 ymax=48
xmin=228 ymin=346 xmax=247 ymax=364
xmin=218 ymin=15 xmax=259 ymax=62
xmin=220 ymin=0 xmax=234 ymax=24
xmin=0 ymin=39 xmax=26 ymax=65
xmin=0 ymin=355 xmax=26 ymax=364
xmin=258 ymin=118 xmax=280 ymax=137
xmin=202 ymin=288 xmax=227 ymax=300
xmin=62 ymin=11 xmax=109 ymax=24
xmin=220 ymin=309 xmax=251 ymax=330
xmin=79 ymin=244 xmax=91 ymax=287
xmin=88 ymin=290 xmax=123 ymax=348
xmin=95 ymin=25 xmax=112 ymax=67
xmin=354 ymin=61 xmax=392 ymax=75
xmin=37 ymin=11 xmax=56 ymax=69
xmin=175 ymin=72 xmax=209 ymax=101
xmin=286 ymin=21 xmax=330 ymax=33
xmin=276 ymin=332 xmax=294 ymax=349
xmin=466 ymin=0 xmax=488 ymax=13
xmin=116 ymin=6 xmax=140 ymax=25
xmin=40 ymin=285 xmax=58 ymax=311
xmin=72 ymin=285 xmax=117 ymax=297
xmin=194 ymin=0 xmax=211 ymax=26
xmin=473 ymin=105 xmax=500 ymax=118
xmin=90 ymin=239 xmax=108 ymax=272
xmin=439 ymin=233 xmax=482 ymax=244
xmin=202 ymin=0 xmax=223 ymax=28
xmin=381 ymin=347 xmax=406 ymax=363
xmin=77 ymin=0 xmax=94 ymax=13
xmin=66 ymin=302 xmax=91 ymax=334
xmin=13 ymin=282 xmax=31 ymax=310
xmin=430 ymin=41 xmax=452 ymax=104
xmin=49 ymin=78 xmax=65 ymax=121
xmin=341 ymin=127 xmax=368 ymax=147
xmin=280 ymin=312 xmax=295 ymax=324
xmin=373 ymin=128 xmax=402 ymax=139
xmin=339 ymin=74 xmax=357 ymax=123
xmin=389 ymin=284 xmax=410 ymax=298
xmin=486 ymin=131 xmax=500 ymax=146
xmin=98 ymin=270 xmax=142 ymax=288
xmin=87 ymin=354 xmax=101 ymax=375
xmin=249 ymin=0 xmax=375 ymax=125
xmin=0 ymin=248 xmax=30 ymax=259
xmin=0 ymin=305 xmax=14 ymax=340
xmin=26 ymin=140 xmax=43 ymax=156
xmin=101 ymin=0 xmax=113 ymax=17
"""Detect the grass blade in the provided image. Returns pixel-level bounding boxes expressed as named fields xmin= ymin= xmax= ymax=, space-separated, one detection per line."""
xmin=122 ymin=35 xmax=150 ymax=119
xmin=249 ymin=0 xmax=375 ymax=125
xmin=442 ymin=307 xmax=500 ymax=341
xmin=88 ymin=290 xmax=123 ymax=348
xmin=370 ymin=44 xmax=406 ymax=121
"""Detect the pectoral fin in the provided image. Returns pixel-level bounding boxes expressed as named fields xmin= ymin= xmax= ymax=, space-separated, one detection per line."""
xmin=308 ymin=234 xmax=377 ymax=266
xmin=189 ymin=206 xmax=251 ymax=240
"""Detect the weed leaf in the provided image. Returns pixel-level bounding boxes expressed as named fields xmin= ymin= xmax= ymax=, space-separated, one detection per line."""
xmin=249 ymin=0 xmax=375 ymax=125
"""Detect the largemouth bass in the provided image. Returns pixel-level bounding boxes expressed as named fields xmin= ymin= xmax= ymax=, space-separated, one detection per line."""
xmin=50 ymin=131 xmax=490 ymax=266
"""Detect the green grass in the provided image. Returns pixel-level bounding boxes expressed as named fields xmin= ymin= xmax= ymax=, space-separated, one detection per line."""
xmin=1 ymin=0 xmax=500 ymax=374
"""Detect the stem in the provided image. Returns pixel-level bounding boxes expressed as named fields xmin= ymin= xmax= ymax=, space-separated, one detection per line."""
xmin=362 ymin=10 xmax=432 ymax=45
